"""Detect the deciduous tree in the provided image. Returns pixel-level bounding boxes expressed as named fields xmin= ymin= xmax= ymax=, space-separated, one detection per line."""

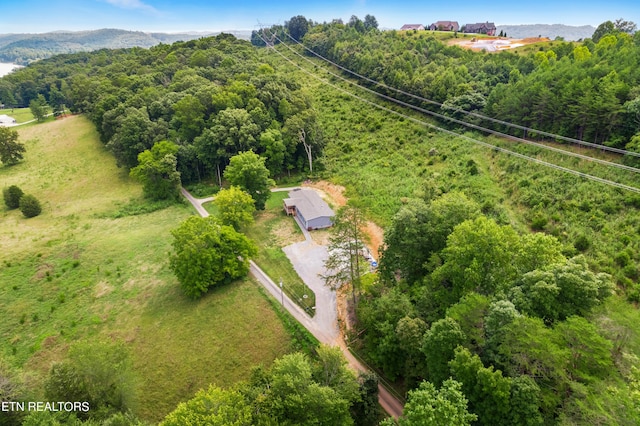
xmin=161 ymin=385 xmax=252 ymax=426
xmin=169 ymin=216 xmax=257 ymax=299
xmin=223 ymin=150 xmax=273 ymax=210
xmin=129 ymin=140 xmax=181 ymax=201
xmin=0 ymin=127 xmax=25 ymax=166
xmin=213 ymin=186 xmax=256 ymax=230
xmin=381 ymin=379 xmax=476 ymax=426
xmin=29 ymin=94 xmax=48 ymax=122
xmin=44 ymin=341 xmax=134 ymax=421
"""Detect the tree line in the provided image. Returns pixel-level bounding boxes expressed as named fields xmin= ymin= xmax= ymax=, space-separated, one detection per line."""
xmin=0 ymin=34 xmax=324 ymax=191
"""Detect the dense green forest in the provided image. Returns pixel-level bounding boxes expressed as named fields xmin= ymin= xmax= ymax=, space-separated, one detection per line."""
xmin=0 ymin=33 xmax=323 ymax=185
xmin=2 ymin=16 xmax=640 ymax=424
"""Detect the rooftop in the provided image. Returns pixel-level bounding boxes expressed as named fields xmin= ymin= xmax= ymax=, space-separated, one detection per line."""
xmin=285 ymin=188 xmax=334 ymax=220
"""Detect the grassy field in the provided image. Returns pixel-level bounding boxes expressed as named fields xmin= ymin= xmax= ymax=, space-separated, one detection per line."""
xmin=0 ymin=115 xmax=297 ymax=422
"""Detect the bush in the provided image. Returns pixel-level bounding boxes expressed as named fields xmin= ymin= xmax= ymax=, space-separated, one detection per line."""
xmin=3 ymin=185 xmax=23 ymax=209
xmin=574 ymin=234 xmax=590 ymax=252
xmin=19 ymin=194 xmax=42 ymax=218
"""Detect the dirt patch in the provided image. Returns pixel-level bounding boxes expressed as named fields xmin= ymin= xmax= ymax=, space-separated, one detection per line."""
xmin=451 ymin=36 xmax=550 ymax=51
xmin=303 ymin=180 xmax=348 ymax=207
xmin=310 ymin=229 xmax=331 ymax=246
xmin=95 ymin=280 xmax=113 ymax=298
xmin=271 ymin=219 xmax=305 ymax=247
xmin=363 ymin=221 xmax=384 ymax=261
xmin=34 ymin=263 xmax=54 ymax=280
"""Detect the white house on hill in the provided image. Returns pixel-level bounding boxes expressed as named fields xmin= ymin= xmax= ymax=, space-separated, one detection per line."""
xmin=283 ymin=188 xmax=335 ymax=230
xmin=400 ymin=24 xmax=425 ymax=31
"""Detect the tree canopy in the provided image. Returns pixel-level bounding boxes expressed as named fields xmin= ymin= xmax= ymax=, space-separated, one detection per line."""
xmin=223 ymin=150 xmax=274 ymax=210
xmin=0 ymin=126 xmax=25 ymax=165
xmin=213 ymin=186 xmax=256 ymax=230
xmin=169 ymin=216 xmax=257 ymax=298
xmin=129 ymin=140 xmax=181 ymax=201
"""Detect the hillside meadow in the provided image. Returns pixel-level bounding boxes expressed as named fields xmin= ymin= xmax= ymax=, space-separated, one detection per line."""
xmin=0 ymin=115 xmax=297 ymax=422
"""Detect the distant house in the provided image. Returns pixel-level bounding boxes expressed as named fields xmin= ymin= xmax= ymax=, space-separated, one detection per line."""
xmin=400 ymin=24 xmax=425 ymax=31
xmin=283 ymin=188 xmax=335 ymax=230
xmin=0 ymin=114 xmax=16 ymax=126
xmin=464 ymin=22 xmax=497 ymax=36
xmin=429 ymin=21 xmax=460 ymax=32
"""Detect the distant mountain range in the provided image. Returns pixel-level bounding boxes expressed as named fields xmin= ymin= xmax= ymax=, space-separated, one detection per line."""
xmin=0 ymin=28 xmax=252 ymax=65
xmin=495 ymin=24 xmax=596 ymax=41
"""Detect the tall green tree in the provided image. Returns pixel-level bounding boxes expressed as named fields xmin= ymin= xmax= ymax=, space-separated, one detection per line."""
xmin=381 ymin=379 xmax=476 ymax=426
xmin=44 ymin=340 xmax=134 ymax=421
xmin=129 ymin=140 xmax=181 ymax=201
xmin=380 ymin=192 xmax=480 ymax=284
xmin=0 ymin=127 xmax=25 ymax=166
xmin=323 ymin=204 xmax=367 ymax=306
xmin=169 ymin=216 xmax=257 ymax=299
xmin=29 ymin=94 xmax=48 ymax=122
xmin=213 ymin=186 xmax=256 ymax=230
xmin=422 ymin=317 xmax=466 ymax=386
xmin=161 ymin=385 xmax=252 ymax=426
xmin=287 ymin=15 xmax=310 ymax=41
xmin=223 ymin=150 xmax=274 ymax=210
xmin=258 ymin=352 xmax=355 ymax=425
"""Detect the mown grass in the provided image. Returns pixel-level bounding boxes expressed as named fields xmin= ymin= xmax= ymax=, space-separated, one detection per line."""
xmin=245 ymin=190 xmax=317 ymax=315
xmin=0 ymin=115 xmax=297 ymax=422
xmin=2 ymin=107 xmax=34 ymax=123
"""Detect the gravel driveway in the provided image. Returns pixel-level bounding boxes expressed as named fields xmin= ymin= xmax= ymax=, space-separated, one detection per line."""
xmin=282 ymin=240 xmax=339 ymax=342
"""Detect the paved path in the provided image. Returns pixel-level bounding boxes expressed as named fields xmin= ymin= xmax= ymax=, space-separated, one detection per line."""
xmin=180 ymin=187 xmax=403 ymax=419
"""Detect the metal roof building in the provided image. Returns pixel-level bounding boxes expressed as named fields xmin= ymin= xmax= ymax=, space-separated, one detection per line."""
xmin=284 ymin=188 xmax=335 ymax=230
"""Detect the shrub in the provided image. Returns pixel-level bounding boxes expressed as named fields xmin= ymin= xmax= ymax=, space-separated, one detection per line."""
xmin=19 ymin=194 xmax=42 ymax=218
xmin=3 ymin=185 xmax=23 ymax=209
xmin=574 ymin=234 xmax=590 ymax=252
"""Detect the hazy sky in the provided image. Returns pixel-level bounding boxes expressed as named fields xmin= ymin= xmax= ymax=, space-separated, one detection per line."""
xmin=0 ymin=0 xmax=638 ymax=33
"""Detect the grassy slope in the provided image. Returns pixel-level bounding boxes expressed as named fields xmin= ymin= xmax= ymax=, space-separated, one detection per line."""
xmin=0 ymin=116 xmax=295 ymax=422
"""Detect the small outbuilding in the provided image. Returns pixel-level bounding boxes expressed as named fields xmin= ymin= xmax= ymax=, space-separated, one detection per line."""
xmin=283 ymin=188 xmax=335 ymax=230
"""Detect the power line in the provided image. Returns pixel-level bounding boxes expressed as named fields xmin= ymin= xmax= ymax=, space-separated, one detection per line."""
xmin=281 ymin=30 xmax=640 ymax=159
xmin=259 ymin=29 xmax=640 ymax=194
xmin=271 ymin=34 xmax=640 ymax=175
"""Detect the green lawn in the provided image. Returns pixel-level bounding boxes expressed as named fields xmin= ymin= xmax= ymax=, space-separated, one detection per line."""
xmin=0 ymin=115 xmax=297 ymax=422
xmin=1 ymin=107 xmax=34 ymax=124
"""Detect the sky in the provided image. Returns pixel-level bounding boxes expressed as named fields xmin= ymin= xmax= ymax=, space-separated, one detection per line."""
xmin=0 ymin=0 xmax=638 ymax=34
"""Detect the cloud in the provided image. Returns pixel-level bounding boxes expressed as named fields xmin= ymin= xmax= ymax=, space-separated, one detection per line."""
xmin=105 ymin=0 xmax=158 ymax=14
